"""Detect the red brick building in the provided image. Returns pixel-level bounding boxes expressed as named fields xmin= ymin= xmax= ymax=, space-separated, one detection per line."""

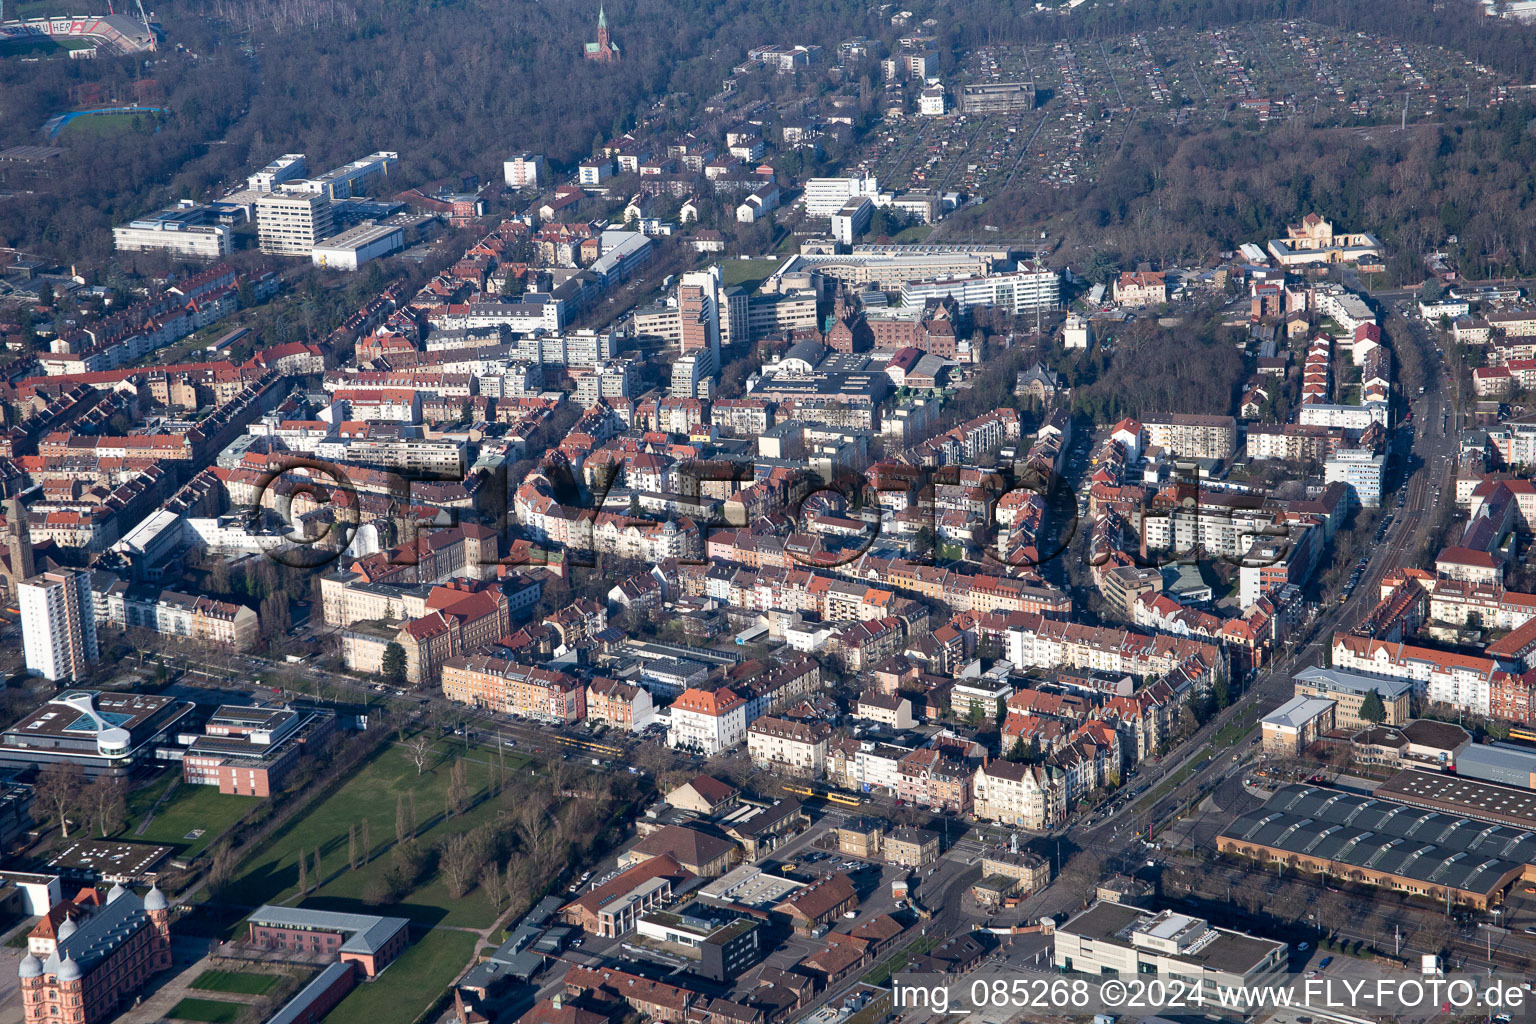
xmin=245 ymin=906 xmax=409 ymax=977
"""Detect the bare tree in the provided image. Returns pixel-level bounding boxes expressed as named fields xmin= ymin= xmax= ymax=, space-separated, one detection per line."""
xmin=440 ymin=831 xmax=487 ymax=900
xmin=447 ymin=759 xmax=468 ymax=817
xmin=395 ymin=794 xmax=408 ymax=845
xmin=481 ymin=862 xmax=506 ymax=914
xmin=87 ymin=776 xmax=128 ymax=838
xmin=36 ymin=764 xmax=85 ymax=839
xmin=298 ymin=852 xmax=309 ymax=893
xmin=408 ymin=733 xmax=432 ymax=775
xmin=348 ymin=824 xmax=359 ymax=871
xmin=361 ymin=817 xmax=371 ymax=864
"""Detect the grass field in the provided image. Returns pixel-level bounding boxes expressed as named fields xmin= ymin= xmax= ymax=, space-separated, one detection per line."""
xmin=125 ymin=780 xmax=258 ymax=860
xmin=60 ymin=111 xmax=145 ymax=137
xmin=891 ymin=224 xmax=934 ymax=243
xmin=719 ymin=258 xmax=774 ymax=293
xmin=324 ymin=929 xmax=476 ymax=1024
xmin=190 ymin=970 xmax=281 ymax=995
xmin=222 ymin=739 xmax=530 ymax=928
xmin=0 ymin=37 xmax=63 ymax=57
xmin=166 ymin=998 xmax=245 ymax=1023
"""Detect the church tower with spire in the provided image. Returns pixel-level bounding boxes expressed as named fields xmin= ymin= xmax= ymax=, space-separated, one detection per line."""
xmin=3 ymin=496 xmax=32 ymax=597
xmin=584 ymin=3 xmax=620 ymax=62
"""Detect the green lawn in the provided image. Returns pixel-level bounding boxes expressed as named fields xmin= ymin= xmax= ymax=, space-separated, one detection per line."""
xmin=223 ymin=739 xmax=529 ymax=928
xmin=324 ymin=929 xmax=476 ymax=1024
xmin=720 ymin=258 xmax=771 ymax=292
xmin=61 ymin=112 xmax=147 ymax=137
xmin=891 ymin=224 xmax=934 ymax=243
xmin=126 ymin=781 xmax=259 ymax=860
xmin=166 ymin=998 xmax=245 ymax=1023
xmin=189 ymin=970 xmax=281 ymax=995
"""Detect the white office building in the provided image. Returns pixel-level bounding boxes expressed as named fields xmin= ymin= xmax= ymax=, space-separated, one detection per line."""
xmin=899 ymin=264 xmax=1060 ymax=314
xmin=21 ymin=569 xmax=99 ymax=683
xmin=1054 ymin=902 xmax=1286 ymax=1000
xmin=1325 ymin=447 xmax=1385 ymax=508
xmin=113 ymin=216 xmax=232 ymax=260
xmin=256 ymin=193 xmax=336 ymax=257
xmin=802 ymin=176 xmax=880 ymax=218
xmin=311 ymin=221 xmax=406 ymax=271
xmin=831 ymin=197 xmax=874 ymax=246
xmin=278 ymin=151 xmax=397 ymax=200
xmin=247 ymin=153 xmax=308 ymax=193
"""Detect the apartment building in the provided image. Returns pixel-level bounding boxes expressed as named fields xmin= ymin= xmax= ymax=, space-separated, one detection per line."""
xmin=1325 ymin=448 xmax=1385 ymax=508
xmin=668 ymin=687 xmax=748 ymax=755
xmin=1143 ymin=414 xmax=1237 ymax=460
xmin=21 ymin=569 xmax=99 ymax=683
xmin=971 ymin=759 xmax=1065 ymax=830
xmin=746 ymin=716 xmax=830 ymax=776
xmin=93 ymin=581 xmax=260 ymax=651
xmin=1113 ymin=271 xmax=1167 ymax=306
xmin=586 ymin=677 xmax=654 ymax=731
xmin=1330 ymin=635 xmax=1501 ymax=718
xmin=440 ymin=656 xmax=586 ymax=724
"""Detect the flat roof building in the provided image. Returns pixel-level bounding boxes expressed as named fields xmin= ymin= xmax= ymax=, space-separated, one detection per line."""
xmin=1293 ymin=665 xmax=1412 ymax=729
xmin=311 ymin=221 xmax=405 ymax=271
xmin=113 ymin=205 xmax=232 ymax=260
xmin=0 ymin=690 xmax=194 ymax=777
xmin=1053 ymin=901 xmax=1285 ymax=997
xmin=257 ymin=193 xmax=335 ymax=257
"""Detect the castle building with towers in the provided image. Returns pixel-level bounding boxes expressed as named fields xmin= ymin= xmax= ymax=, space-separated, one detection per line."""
xmin=19 ymin=883 xmax=172 ymax=1024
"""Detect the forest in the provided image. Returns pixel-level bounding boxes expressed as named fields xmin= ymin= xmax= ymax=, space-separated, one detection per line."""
xmin=2 ymin=0 xmax=1536 ymax=265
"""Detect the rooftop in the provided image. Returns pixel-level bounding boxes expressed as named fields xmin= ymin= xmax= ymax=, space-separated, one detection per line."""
xmin=246 ymin=905 xmax=409 ymax=955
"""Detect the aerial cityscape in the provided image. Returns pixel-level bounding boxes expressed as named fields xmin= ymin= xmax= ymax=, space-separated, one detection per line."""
xmin=1 ymin=1 xmax=1536 ymax=1023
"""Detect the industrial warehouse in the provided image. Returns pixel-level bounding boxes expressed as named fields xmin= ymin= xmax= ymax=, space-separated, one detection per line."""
xmin=1217 ymin=783 xmax=1536 ymax=910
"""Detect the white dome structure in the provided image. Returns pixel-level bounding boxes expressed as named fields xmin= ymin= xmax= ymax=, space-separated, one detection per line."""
xmin=55 ymin=954 xmax=81 ymax=983
xmin=107 ymin=882 xmax=126 ymax=903
xmin=56 ymin=917 xmax=77 ymax=941
xmin=17 ymin=954 xmax=41 ymax=979
xmin=143 ymin=885 xmax=167 ymax=912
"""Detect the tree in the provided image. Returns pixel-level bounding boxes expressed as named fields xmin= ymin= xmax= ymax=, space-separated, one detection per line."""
xmin=349 ymin=824 xmax=359 ymax=871
xmin=86 ymin=777 xmax=127 ymax=838
xmin=36 ymin=763 xmax=84 ymax=839
xmin=36 ymin=281 xmax=53 ymax=308
xmin=298 ymin=851 xmax=309 ymax=893
xmin=447 ymin=758 xmax=468 ymax=817
xmin=1007 ymin=737 xmax=1028 ymax=762
xmin=1360 ymin=688 xmax=1387 ymax=725
xmin=408 ymin=733 xmax=432 ymax=775
xmin=381 ymin=642 xmax=408 ymax=687
xmin=440 ymin=831 xmax=485 ymax=899
xmin=396 ymin=794 xmax=409 ymax=845
xmin=361 ymin=817 xmax=372 ymax=865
